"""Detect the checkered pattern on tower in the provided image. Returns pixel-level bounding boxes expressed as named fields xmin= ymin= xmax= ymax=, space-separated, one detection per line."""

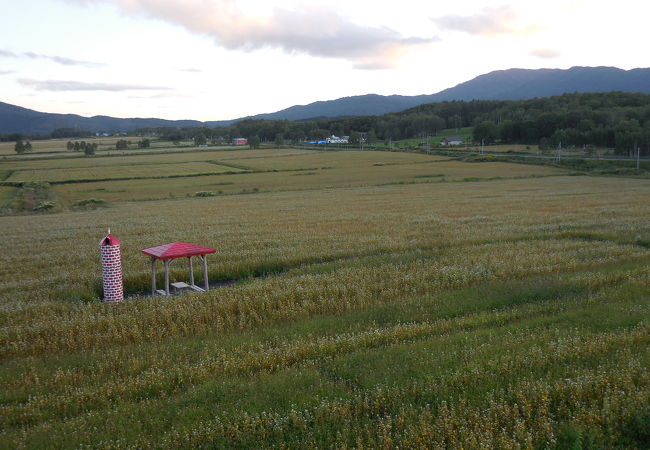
xmin=100 ymin=232 xmax=123 ymax=302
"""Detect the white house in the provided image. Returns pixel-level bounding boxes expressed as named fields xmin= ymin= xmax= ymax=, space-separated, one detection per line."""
xmin=440 ymin=136 xmax=464 ymax=146
xmin=326 ymin=135 xmax=349 ymax=144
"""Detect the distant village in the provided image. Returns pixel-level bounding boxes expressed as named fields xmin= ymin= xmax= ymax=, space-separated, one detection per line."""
xmin=93 ymin=132 xmax=465 ymax=147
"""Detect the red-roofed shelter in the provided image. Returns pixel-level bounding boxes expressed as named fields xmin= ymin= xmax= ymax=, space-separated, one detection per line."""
xmin=142 ymin=242 xmax=216 ymax=295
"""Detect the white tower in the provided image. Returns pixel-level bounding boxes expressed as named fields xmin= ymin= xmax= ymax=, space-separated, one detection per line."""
xmin=100 ymin=229 xmax=124 ymax=302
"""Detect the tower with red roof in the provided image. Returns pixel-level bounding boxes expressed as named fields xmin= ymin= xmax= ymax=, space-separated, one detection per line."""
xmin=100 ymin=229 xmax=124 ymax=302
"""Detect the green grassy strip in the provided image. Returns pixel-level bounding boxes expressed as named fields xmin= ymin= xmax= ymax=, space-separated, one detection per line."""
xmin=0 ymin=166 xmax=334 ymax=188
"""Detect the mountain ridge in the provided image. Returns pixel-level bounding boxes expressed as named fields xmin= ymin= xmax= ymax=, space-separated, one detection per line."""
xmin=2 ymin=66 xmax=650 ymax=135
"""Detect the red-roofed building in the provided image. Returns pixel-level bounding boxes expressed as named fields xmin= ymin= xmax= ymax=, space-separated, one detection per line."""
xmin=142 ymin=242 xmax=216 ymax=295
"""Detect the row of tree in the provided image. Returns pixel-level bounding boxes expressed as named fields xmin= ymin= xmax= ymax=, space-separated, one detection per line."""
xmin=14 ymin=141 xmax=33 ymax=154
xmin=473 ymin=118 xmax=650 ymax=156
xmin=115 ymin=139 xmax=150 ymax=149
xmin=66 ymin=140 xmax=98 ymax=155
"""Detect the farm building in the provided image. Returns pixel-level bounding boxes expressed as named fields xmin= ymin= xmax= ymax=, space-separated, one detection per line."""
xmin=440 ymin=136 xmax=464 ymax=146
xmin=232 ymin=137 xmax=248 ymax=146
xmin=326 ymin=135 xmax=349 ymax=144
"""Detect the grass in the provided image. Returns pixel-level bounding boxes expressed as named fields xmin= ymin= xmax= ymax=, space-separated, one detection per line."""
xmin=6 ymin=162 xmax=240 ymax=183
xmin=0 ymin=185 xmax=16 ymax=208
xmin=0 ymin=145 xmax=649 ymax=447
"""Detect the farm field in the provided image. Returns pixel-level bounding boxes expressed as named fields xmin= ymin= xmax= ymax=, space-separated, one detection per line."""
xmin=0 ymin=139 xmax=80 ymax=156
xmin=1 ymin=147 xmax=311 ymax=171
xmin=223 ymin=149 xmax=441 ymax=170
xmin=50 ymin=159 xmax=565 ymax=206
xmin=0 ymin=137 xmax=200 ymax=156
xmin=2 ymin=148 xmax=567 ymax=208
xmin=1 ymin=147 xmax=649 ymax=448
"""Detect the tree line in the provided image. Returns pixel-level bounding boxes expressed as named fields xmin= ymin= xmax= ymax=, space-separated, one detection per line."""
xmin=67 ymin=141 xmax=98 ymax=155
xmin=142 ymin=92 xmax=650 ymax=156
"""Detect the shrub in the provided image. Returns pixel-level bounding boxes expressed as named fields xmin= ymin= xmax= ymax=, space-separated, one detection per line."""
xmin=32 ymin=201 xmax=55 ymax=211
xmin=194 ymin=191 xmax=217 ymax=197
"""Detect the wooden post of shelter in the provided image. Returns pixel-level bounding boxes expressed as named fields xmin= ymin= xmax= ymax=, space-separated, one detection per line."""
xmin=151 ymin=257 xmax=156 ymax=294
xmin=141 ymin=242 xmax=216 ymax=296
xmin=164 ymin=260 xmax=170 ymax=295
xmin=201 ymin=255 xmax=209 ymax=291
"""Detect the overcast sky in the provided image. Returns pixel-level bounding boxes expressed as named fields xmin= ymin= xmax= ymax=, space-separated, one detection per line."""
xmin=1 ymin=0 xmax=648 ymax=121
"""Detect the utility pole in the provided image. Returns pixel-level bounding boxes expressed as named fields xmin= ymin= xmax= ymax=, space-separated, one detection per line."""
xmin=359 ymin=132 xmax=367 ymax=151
xmin=556 ymin=141 xmax=562 ymax=163
xmin=481 ymin=139 xmax=484 ymax=155
xmin=636 ymin=141 xmax=640 ymax=169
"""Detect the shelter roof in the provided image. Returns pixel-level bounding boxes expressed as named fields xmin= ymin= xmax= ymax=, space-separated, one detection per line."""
xmin=141 ymin=242 xmax=216 ymax=260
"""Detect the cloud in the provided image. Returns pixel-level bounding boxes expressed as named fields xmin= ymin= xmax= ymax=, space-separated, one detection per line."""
xmin=529 ymin=48 xmax=561 ymax=59
xmin=179 ymin=68 xmax=202 ymax=73
xmin=0 ymin=70 xmax=15 ymax=75
xmin=63 ymin=0 xmax=435 ymax=69
xmin=18 ymin=78 xmax=172 ymax=91
xmin=128 ymin=92 xmax=195 ymax=99
xmin=432 ymin=5 xmax=541 ymax=36
xmin=0 ymin=48 xmax=105 ymax=68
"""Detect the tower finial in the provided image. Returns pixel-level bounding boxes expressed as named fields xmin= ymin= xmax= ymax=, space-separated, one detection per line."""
xmin=108 ymin=227 xmax=111 ymax=235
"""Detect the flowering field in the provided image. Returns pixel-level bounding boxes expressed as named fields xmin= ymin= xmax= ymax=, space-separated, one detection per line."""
xmin=0 ymin=150 xmax=649 ymax=448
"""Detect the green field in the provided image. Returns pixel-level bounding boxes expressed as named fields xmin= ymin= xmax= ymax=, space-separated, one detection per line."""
xmin=1 ymin=145 xmax=649 ymax=448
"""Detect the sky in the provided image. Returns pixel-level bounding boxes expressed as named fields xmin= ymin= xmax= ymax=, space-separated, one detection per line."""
xmin=0 ymin=0 xmax=648 ymax=121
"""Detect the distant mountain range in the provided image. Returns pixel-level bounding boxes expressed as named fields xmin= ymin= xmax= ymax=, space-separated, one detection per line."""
xmin=2 ymin=66 xmax=650 ymax=135
xmin=0 ymin=102 xmax=206 ymax=136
